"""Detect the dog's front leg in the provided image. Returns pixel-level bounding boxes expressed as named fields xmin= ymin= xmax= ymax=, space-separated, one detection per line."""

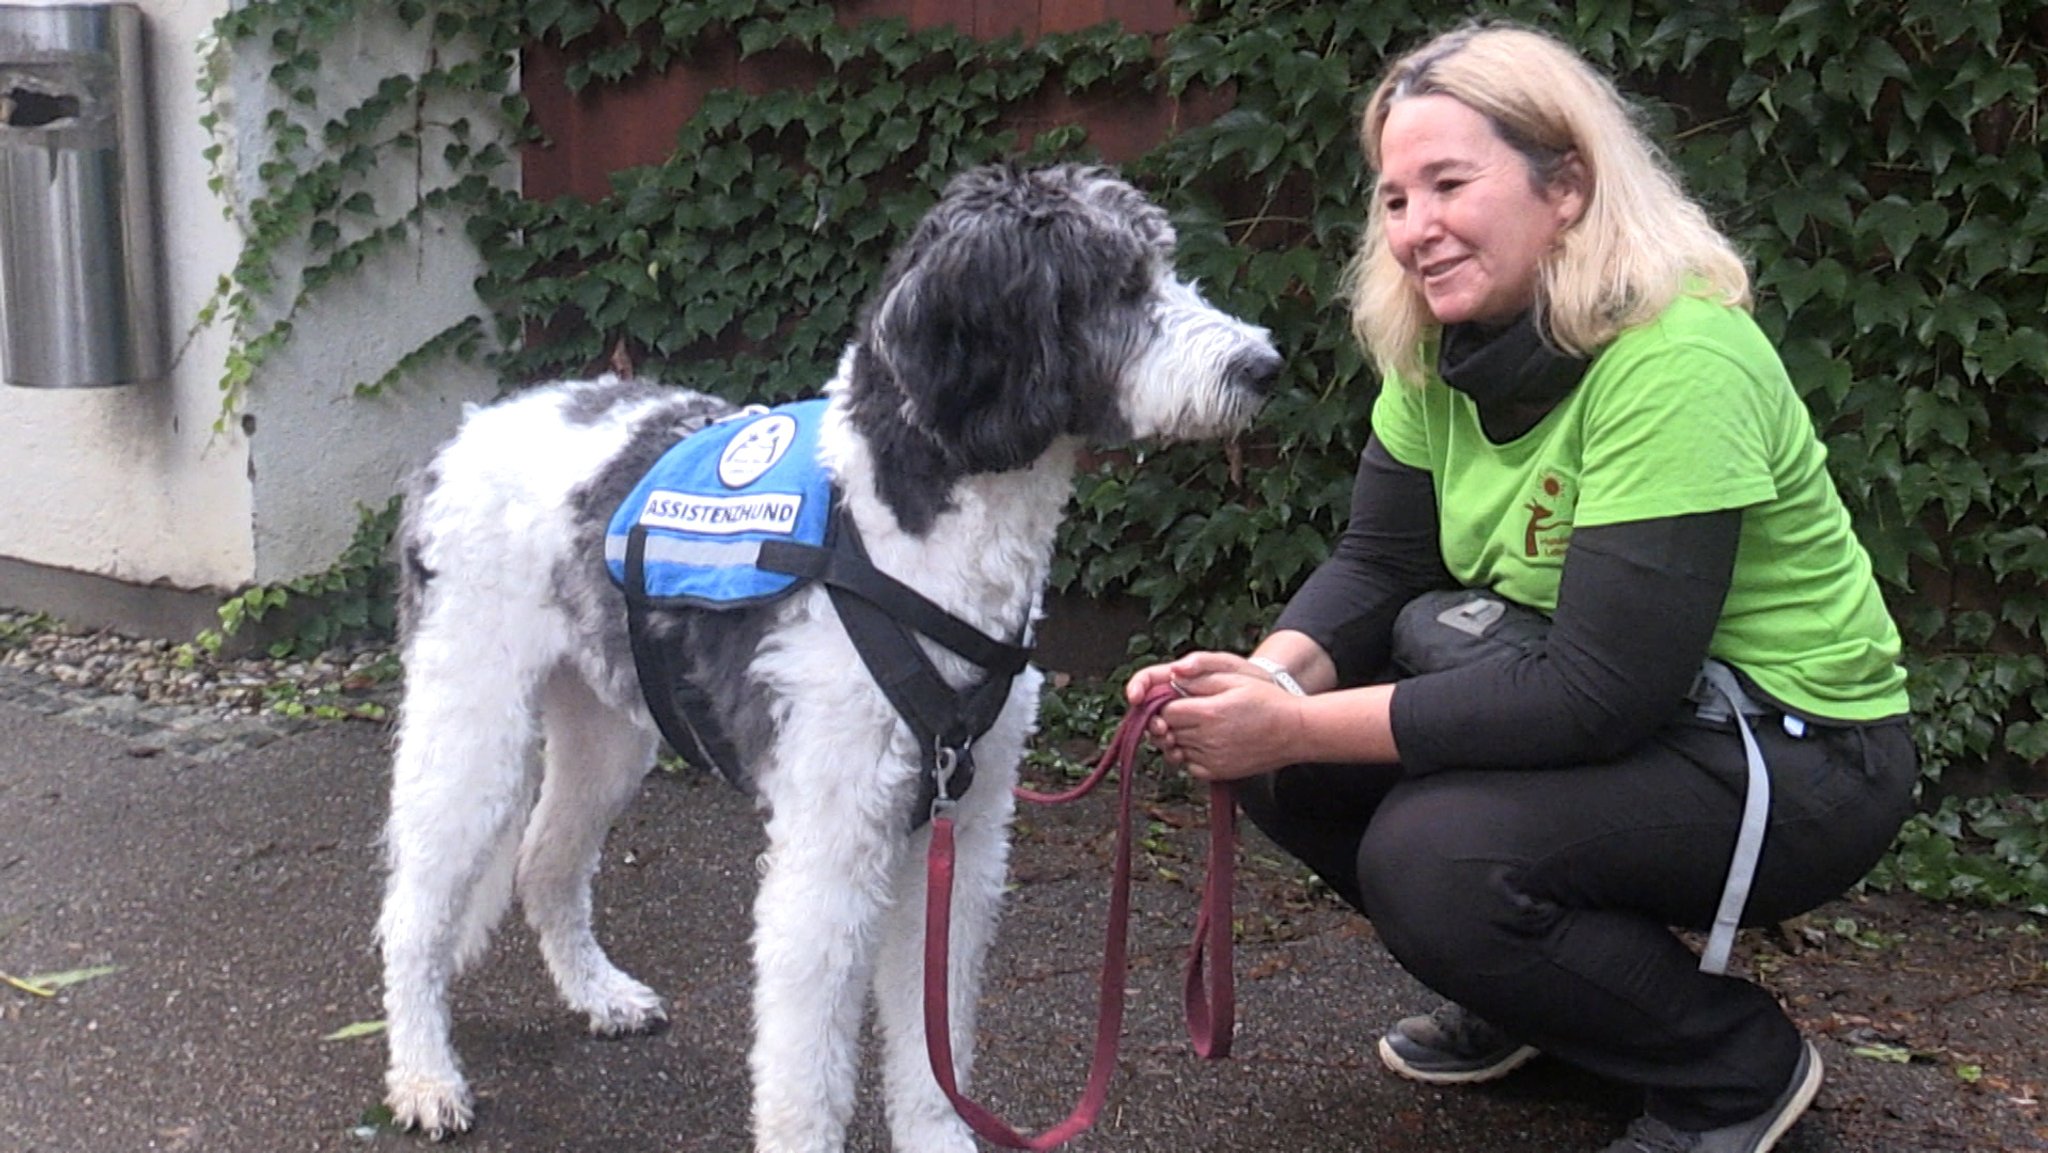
xmin=748 ymin=792 xmax=903 ymax=1153
xmin=871 ymin=784 xmax=1015 ymax=1153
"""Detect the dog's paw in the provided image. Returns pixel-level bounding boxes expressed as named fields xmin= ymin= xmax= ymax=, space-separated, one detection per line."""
xmin=386 ymin=1075 xmax=475 ymax=1141
xmin=881 ymin=1096 xmax=980 ymax=1153
xmin=584 ymin=980 xmax=668 ymax=1037
xmin=889 ymin=1118 xmax=977 ymax=1153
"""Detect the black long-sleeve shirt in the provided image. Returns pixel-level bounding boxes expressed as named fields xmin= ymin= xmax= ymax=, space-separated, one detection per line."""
xmin=1274 ymin=435 xmax=1741 ymax=774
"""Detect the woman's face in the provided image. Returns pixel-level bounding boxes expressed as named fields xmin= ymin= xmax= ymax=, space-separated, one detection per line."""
xmin=1376 ymin=94 xmax=1586 ymax=327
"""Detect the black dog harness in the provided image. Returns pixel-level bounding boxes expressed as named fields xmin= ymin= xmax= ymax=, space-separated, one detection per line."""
xmin=621 ymin=496 xmax=1032 ymax=831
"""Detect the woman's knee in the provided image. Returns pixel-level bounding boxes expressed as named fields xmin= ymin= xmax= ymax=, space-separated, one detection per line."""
xmin=1238 ymin=765 xmax=1392 ymax=913
xmin=1356 ymin=789 xmax=1555 ymax=992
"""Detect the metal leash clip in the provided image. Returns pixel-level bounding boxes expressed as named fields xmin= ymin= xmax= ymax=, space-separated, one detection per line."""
xmin=929 ymin=742 xmax=963 ymax=821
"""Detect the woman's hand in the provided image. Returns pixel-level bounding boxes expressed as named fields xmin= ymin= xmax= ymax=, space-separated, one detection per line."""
xmin=1125 ymin=651 xmax=1306 ymax=782
xmin=1123 ymin=650 xmax=1264 ymax=704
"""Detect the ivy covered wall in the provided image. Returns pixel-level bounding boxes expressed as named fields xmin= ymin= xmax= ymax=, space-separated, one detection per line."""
xmin=520 ymin=0 xmax=1191 ymax=201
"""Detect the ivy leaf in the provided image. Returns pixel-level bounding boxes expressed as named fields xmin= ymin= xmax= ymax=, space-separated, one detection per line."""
xmin=1901 ymin=388 xmax=1972 ymax=450
xmin=1850 ymin=278 xmax=1929 ymax=338
xmin=1974 ymin=327 xmax=2048 ymax=381
xmin=2009 ymin=722 xmax=2048 ymax=764
xmin=1780 ymin=336 xmax=1853 ymax=406
xmin=1201 ymin=109 xmax=1284 ymax=175
xmin=1850 ymin=37 xmax=1911 ymax=114
xmin=1979 ymin=528 xmax=2048 ymax=583
xmin=736 ymin=17 xmax=784 ymax=57
xmin=1857 ymin=197 xmax=1949 ymax=269
xmin=1915 ymin=288 xmax=2006 ymax=347
xmin=1767 ymin=257 xmax=1849 ymax=314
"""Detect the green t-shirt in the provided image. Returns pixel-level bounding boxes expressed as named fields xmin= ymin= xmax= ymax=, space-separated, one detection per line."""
xmin=1372 ymin=294 xmax=1908 ymax=721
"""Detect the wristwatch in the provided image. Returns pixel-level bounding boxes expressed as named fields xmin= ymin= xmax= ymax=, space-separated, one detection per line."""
xmin=1249 ymin=656 xmax=1306 ymax=697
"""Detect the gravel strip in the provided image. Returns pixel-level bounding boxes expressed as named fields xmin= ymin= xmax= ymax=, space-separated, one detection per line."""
xmin=0 ymin=611 xmax=398 ymax=762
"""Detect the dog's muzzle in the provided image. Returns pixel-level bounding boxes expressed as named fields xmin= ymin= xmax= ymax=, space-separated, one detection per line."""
xmin=1230 ymin=344 xmax=1284 ymax=398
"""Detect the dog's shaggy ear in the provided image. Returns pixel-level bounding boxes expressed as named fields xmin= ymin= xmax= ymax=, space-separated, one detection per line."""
xmin=864 ymin=166 xmax=1153 ymax=472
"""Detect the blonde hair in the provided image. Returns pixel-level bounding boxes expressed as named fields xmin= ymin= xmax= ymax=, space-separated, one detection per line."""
xmin=1346 ymin=24 xmax=1751 ymax=385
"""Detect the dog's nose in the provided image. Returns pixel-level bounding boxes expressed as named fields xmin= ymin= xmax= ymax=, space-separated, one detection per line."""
xmin=1232 ymin=345 xmax=1284 ymax=395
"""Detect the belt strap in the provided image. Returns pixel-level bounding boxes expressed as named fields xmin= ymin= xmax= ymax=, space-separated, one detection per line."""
xmin=1693 ymin=659 xmax=1773 ymax=975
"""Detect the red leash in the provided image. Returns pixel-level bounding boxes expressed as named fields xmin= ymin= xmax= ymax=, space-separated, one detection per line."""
xmin=923 ymin=686 xmax=1235 ymax=1150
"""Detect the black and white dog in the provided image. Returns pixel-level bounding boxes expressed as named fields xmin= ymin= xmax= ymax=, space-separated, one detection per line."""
xmin=376 ymin=163 xmax=1279 ymax=1152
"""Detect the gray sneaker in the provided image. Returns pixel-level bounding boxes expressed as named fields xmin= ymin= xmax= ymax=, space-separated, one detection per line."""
xmin=1377 ymin=1002 xmax=1540 ymax=1084
xmin=1601 ymin=1040 xmax=1824 ymax=1152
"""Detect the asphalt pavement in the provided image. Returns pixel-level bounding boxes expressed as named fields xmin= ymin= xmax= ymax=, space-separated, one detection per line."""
xmin=0 ymin=693 xmax=2022 ymax=1152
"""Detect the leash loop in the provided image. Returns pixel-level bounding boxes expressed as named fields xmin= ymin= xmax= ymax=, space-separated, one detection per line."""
xmin=1183 ymin=779 xmax=1237 ymax=1059
xmin=924 ymin=685 xmax=1235 ymax=1150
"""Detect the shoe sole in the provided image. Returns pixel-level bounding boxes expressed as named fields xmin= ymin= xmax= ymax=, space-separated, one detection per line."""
xmin=1376 ymin=1036 xmax=1541 ymax=1085
xmin=1755 ymin=1041 xmax=1825 ymax=1152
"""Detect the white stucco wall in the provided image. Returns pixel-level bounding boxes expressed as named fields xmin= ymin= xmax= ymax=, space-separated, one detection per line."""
xmin=243 ymin=231 xmax=502 ymax=582
xmin=214 ymin=10 xmax=508 ymax=581
xmin=0 ymin=0 xmax=507 ymax=620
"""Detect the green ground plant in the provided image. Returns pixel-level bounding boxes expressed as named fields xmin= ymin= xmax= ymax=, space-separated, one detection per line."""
xmin=196 ymin=499 xmax=402 ymax=660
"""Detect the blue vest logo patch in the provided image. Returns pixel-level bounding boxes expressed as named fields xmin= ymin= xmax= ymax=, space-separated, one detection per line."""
xmin=606 ymin=399 xmax=833 ymax=609
xmin=717 ymin=411 xmax=799 ymax=486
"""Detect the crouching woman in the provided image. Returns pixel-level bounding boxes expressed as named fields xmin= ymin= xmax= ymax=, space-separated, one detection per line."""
xmin=1130 ymin=23 xmax=1916 ymax=1153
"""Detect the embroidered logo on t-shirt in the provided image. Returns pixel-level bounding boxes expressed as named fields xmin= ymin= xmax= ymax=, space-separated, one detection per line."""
xmin=1524 ymin=471 xmax=1575 ymax=559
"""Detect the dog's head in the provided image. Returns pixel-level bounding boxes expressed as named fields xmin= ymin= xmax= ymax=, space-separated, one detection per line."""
xmin=851 ymin=163 xmax=1279 ymax=475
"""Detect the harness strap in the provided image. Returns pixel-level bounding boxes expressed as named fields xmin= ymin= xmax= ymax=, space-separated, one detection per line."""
xmin=623 ymin=526 xmax=748 ymax=777
xmin=1693 ymin=659 xmax=1775 ymax=976
xmin=806 ymin=506 xmax=1028 ymax=827
xmin=760 ymin=528 xmax=1030 ymax=676
xmin=828 ymin=578 xmax=1017 ymax=825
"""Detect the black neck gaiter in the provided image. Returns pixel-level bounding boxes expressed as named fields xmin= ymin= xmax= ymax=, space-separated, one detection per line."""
xmin=1437 ymin=312 xmax=1591 ymax=443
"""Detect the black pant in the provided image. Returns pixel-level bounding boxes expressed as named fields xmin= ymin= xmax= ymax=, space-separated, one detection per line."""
xmin=1236 ymin=712 xmax=1918 ymax=1130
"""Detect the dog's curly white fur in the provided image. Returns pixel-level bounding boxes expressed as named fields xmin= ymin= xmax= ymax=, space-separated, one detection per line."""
xmin=376 ymin=163 xmax=1278 ymax=1152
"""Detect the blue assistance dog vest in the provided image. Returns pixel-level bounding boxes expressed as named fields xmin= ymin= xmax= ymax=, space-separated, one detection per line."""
xmin=604 ymin=399 xmax=832 ymax=609
xmin=604 ymin=398 xmax=1033 ymax=829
